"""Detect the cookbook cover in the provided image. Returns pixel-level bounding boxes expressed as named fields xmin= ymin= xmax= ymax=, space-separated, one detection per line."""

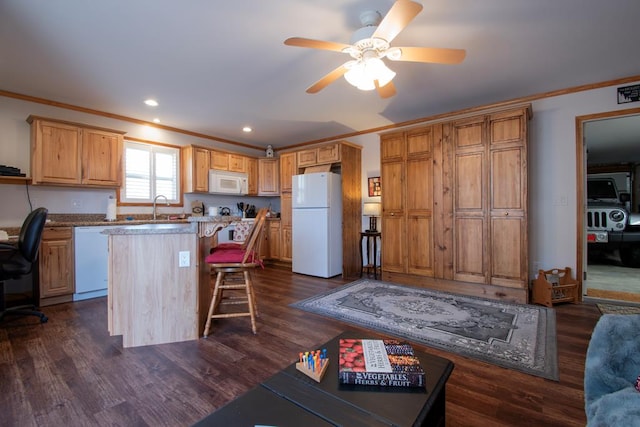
xmin=338 ymin=338 xmax=426 ymax=388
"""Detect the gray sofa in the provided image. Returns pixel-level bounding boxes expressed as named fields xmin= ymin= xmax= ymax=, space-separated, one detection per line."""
xmin=584 ymin=314 xmax=640 ymax=426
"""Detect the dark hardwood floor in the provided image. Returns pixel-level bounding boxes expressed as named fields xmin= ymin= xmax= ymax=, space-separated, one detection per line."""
xmin=1 ymin=267 xmax=601 ymax=426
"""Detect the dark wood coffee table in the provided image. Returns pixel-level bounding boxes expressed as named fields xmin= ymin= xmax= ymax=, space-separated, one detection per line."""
xmin=196 ymin=331 xmax=454 ymax=426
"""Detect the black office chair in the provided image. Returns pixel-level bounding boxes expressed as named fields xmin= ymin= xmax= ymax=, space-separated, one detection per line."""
xmin=0 ymin=207 xmax=48 ymax=323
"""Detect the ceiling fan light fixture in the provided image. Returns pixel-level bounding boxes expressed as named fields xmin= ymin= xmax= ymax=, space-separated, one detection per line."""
xmin=344 ymin=57 xmax=396 ymax=91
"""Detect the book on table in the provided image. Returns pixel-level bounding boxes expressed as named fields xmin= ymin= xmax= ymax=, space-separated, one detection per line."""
xmin=338 ymin=338 xmax=426 ymax=388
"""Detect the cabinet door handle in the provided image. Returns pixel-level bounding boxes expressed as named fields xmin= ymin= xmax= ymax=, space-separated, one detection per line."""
xmin=390 ymin=212 xmax=395 ymax=216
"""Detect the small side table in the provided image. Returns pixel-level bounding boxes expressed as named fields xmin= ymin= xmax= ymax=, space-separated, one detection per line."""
xmin=360 ymin=231 xmax=381 ymax=280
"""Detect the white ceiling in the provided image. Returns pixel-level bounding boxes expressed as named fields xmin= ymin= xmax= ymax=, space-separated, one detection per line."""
xmin=1 ymin=0 xmax=640 ymax=153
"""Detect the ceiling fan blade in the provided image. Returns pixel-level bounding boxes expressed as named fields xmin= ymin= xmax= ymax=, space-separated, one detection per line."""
xmin=375 ymin=80 xmax=396 ymax=98
xmin=284 ymin=37 xmax=351 ymax=53
xmin=390 ymin=46 xmax=466 ymax=64
xmin=306 ymin=64 xmax=349 ymax=94
xmin=372 ymin=0 xmax=423 ymax=44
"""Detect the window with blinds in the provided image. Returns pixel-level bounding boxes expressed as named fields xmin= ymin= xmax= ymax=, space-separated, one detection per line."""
xmin=120 ymin=141 xmax=180 ymax=204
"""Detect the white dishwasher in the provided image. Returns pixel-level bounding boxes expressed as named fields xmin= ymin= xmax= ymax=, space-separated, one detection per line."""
xmin=74 ymin=225 xmax=121 ymax=301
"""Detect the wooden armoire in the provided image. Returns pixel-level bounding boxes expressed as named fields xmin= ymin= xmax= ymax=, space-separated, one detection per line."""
xmin=380 ymin=106 xmax=530 ymax=303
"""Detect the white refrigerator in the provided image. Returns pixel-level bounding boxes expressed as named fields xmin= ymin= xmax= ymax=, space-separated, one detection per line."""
xmin=292 ymin=172 xmax=342 ymax=278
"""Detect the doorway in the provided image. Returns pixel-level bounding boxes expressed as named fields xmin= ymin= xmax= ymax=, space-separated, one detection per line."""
xmin=577 ymin=107 xmax=640 ymax=302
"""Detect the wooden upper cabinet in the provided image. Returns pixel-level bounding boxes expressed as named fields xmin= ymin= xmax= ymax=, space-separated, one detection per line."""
xmin=317 ymin=144 xmax=340 ymax=164
xmin=258 ymin=158 xmax=279 ymax=196
xmin=31 ymin=119 xmax=82 ymax=184
xmin=406 ymin=127 xmax=432 ymax=158
xmin=246 ymin=157 xmax=258 ymax=195
xmin=381 ymin=132 xmax=405 ymax=161
xmin=229 ymin=154 xmax=245 ymax=172
xmin=182 ymin=146 xmax=210 ymax=193
xmin=210 ymin=150 xmax=229 ymax=170
xmin=297 ymin=143 xmax=340 ymax=168
xmin=454 ymin=117 xmax=485 ymax=151
xmin=28 ymin=116 xmax=124 ymax=187
xmin=279 ymin=152 xmax=296 ymax=193
xmin=297 ymin=149 xmax=317 ymax=167
xmin=81 ymin=128 xmax=122 ymax=186
xmin=211 ymin=151 xmax=245 ymax=172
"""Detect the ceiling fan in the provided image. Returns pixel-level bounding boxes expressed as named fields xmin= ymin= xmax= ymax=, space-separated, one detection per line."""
xmin=284 ymin=0 xmax=466 ymax=98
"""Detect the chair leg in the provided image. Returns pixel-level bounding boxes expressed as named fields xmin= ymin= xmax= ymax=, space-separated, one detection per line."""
xmin=247 ymin=269 xmax=259 ymax=318
xmin=244 ymin=270 xmax=257 ymax=334
xmin=203 ymin=270 xmax=224 ymax=337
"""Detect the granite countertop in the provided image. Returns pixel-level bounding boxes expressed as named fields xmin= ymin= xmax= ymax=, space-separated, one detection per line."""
xmin=0 ymin=213 xmax=279 ymax=238
xmin=102 ymin=222 xmax=197 ymax=235
xmin=45 ymin=213 xmax=190 ymax=227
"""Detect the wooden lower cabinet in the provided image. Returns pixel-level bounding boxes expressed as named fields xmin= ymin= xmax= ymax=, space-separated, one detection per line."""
xmin=264 ymin=220 xmax=281 ymax=260
xmin=280 ymin=193 xmax=292 ymax=261
xmin=280 ymin=227 xmax=292 ymax=262
xmin=39 ymin=227 xmax=75 ymax=306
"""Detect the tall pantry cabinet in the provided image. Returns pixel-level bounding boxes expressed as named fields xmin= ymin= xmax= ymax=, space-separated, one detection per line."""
xmin=380 ymin=106 xmax=529 ymax=303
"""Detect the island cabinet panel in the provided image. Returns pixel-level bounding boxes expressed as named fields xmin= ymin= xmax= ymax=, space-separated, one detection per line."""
xmin=380 ymin=106 xmax=530 ymax=303
xmin=108 ymin=232 xmax=199 ymax=348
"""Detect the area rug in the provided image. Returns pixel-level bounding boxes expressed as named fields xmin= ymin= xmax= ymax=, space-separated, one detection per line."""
xmin=291 ymin=279 xmax=558 ymax=380
xmin=597 ymin=303 xmax=640 ymax=315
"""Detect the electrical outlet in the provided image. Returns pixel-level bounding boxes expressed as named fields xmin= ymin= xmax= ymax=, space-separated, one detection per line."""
xmin=179 ymin=251 xmax=190 ymax=267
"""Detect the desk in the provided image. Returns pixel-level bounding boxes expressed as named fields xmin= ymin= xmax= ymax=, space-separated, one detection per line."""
xmin=360 ymin=231 xmax=381 ymax=280
xmin=197 ymin=331 xmax=454 ymax=426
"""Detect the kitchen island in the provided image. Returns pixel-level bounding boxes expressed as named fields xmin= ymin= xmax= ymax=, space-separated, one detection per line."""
xmin=105 ymin=217 xmax=238 ymax=348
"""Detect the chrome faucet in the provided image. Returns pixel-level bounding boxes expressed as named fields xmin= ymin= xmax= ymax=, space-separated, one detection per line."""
xmin=153 ymin=195 xmax=169 ymax=220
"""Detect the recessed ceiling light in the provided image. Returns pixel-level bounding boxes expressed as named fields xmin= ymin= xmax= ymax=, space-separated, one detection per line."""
xmin=153 ymin=118 xmax=161 ymax=123
xmin=242 ymin=126 xmax=252 ymax=133
xmin=144 ymin=99 xmax=158 ymax=107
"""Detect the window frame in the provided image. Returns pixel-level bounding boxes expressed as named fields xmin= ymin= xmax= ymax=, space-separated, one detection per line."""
xmin=117 ymin=140 xmax=183 ymax=206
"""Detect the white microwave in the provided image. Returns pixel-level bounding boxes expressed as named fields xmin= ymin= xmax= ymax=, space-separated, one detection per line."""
xmin=209 ymin=170 xmax=248 ymax=195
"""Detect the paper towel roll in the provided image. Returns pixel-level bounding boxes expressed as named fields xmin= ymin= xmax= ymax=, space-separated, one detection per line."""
xmin=106 ymin=197 xmax=117 ymax=221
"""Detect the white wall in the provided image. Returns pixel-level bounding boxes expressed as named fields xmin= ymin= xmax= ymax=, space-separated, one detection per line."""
xmin=528 ymin=81 xmax=640 ymax=277
xmin=3 ymin=80 xmax=640 ymax=279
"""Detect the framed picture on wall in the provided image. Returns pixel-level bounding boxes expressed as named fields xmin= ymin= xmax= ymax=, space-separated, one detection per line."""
xmin=368 ymin=177 xmax=381 ymax=197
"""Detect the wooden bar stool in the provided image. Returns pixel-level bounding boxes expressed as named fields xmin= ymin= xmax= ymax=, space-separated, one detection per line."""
xmin=203 ymin=211 xmax=266 ymax=336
